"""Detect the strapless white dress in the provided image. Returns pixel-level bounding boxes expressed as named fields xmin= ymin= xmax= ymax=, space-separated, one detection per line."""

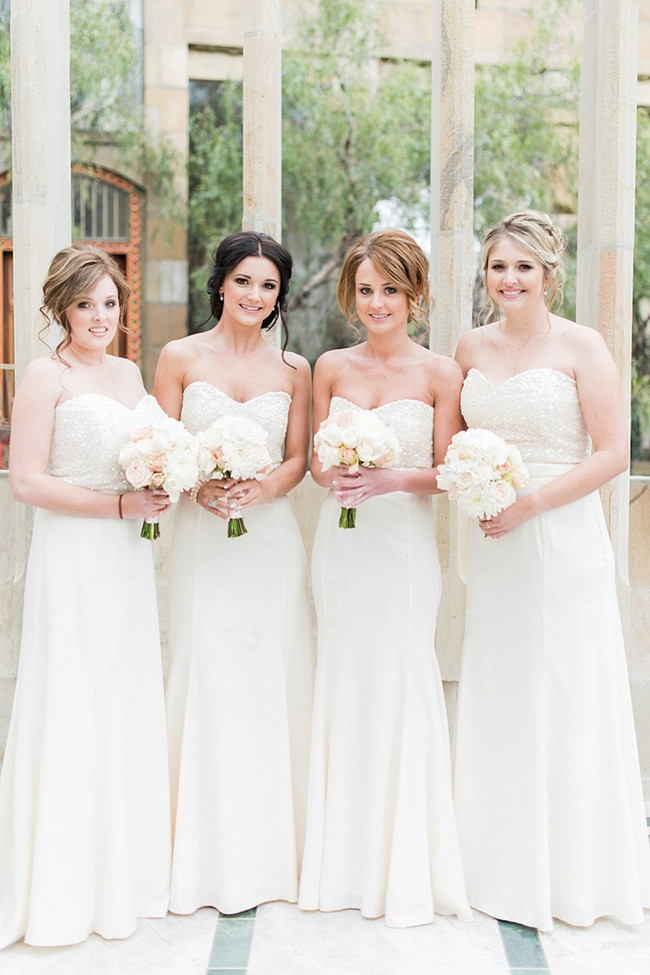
xmin=0 ymin=394 xmax=171 ymax=948
xmin=166 ymin=382 xmax=314 ymax=915
xmin=454 ymin=368 xmax=650 ymax=930
xmin=298 ymin=397 xmax=471 ymax=928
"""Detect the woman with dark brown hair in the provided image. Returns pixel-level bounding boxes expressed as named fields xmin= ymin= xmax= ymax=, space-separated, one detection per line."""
xmin=155 ymin=231 xmax=314 ymax=917
xmin=298 ymin=229 xmax=470 ymax=927
xmin=0 ymin=244 xmax=171 ymax=948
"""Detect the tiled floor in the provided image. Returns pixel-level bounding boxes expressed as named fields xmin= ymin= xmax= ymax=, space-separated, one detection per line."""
xmin=3 ymin=903 xmax=650 ymax=975
xmin=3 ymin=811 xmax=650 ymax=974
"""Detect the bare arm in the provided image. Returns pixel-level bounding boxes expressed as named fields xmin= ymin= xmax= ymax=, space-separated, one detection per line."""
xmin=9 ymin=359 xmax=169 ymax=520
xmin=153 ymin=341 xmax=186 ymax=420
xmin=309 ymin=352 xmax=339 ymax=489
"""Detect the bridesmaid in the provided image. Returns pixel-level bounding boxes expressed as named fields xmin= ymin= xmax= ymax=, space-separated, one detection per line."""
xmin=453 ymin=210 xmax=650 ymax=930
xmin=298 ymin=229 xmax=471 ymax=927
xmin=0 ymin=244 xmax=171 ymax=947
xmin=154 ymin=231 xmax=314 ymax=916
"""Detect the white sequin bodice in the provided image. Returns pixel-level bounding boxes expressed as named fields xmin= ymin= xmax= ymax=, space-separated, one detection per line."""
xmin=329 ymin=396 xmax=434 ymax=469
xmin=48 ymin=393 xmax=164 ymax=492
xmin=181 ymin=382 xmax=291 ymax=467
xmin=461 ymin=368 xmax=591 ymax=464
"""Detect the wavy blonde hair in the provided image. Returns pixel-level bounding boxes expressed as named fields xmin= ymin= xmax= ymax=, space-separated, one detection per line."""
xmin=480 ymin=210 xmax=566 ymax=322
xmin=40 ymin=243 xmax=130 ymax=357
xmin=337 ymin=229 xmax=432 ymax=334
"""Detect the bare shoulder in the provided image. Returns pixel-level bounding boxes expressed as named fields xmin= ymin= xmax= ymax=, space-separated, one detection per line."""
xmin=427 ymin=349 xmax=463 ymax=382
xmin=158 ymin=332 xmax=204 ymax=365
xmin=314 ymin=347 xmax=354 ymax=379
xmin=112 ymin=356 xmax=143 ymax=380
xmin=280 ymin=349 xmax=310 ymax=377
xmin=556 ymin=318 xmax=612 ymax=364
xmin=21 ymin=353 xmax=67 ymax=389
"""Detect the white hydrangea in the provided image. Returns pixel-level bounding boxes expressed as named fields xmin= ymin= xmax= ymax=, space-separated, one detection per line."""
xmin=197 ymin=415 xmax=274 ymax=483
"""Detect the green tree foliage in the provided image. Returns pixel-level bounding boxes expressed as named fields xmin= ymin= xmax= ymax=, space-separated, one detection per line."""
xmin=0 ymin=0 xmax=178 ymax=210
xmin=188 ymin=82 xmax=243 ymax=331
xmin=631 ymin=107 xmax=650 ymax=460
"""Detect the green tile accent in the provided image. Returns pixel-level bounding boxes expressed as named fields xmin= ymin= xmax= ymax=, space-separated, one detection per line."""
xmin=498 ymin=920 xmax=550 ymax=971
xmin=218 ymin=907 xmax=257 ymax=919
xmin=207 ymin=970 xmax=248 ymax=975
xmin=208 ymin=915 xmax=256 ymax=971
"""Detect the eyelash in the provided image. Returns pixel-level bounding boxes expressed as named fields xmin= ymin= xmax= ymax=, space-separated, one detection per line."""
xmin=233 ymin=278 xmax=277 ymax=289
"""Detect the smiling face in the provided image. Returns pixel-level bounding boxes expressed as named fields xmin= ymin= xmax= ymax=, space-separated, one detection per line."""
xmin=485 ymin=237 xmax=548 ymax=314
xmin=354 ymin=258 xmax=410 ymax=334
xmin=220 ymin=255 xmax=280 ymax=329
xmin=65 ymin=273 xmax=120 ymax=352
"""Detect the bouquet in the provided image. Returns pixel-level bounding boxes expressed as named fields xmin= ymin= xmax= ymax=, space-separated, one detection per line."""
xmin=119 ymin=416 xmax=199 ymax=539
xmin=436 ymin=428 xmax=528 ymax=520
xmin=196 ymin=415 xmax=274 ymax=537
xmin=314 ymin=409 xmax=401 ymax=528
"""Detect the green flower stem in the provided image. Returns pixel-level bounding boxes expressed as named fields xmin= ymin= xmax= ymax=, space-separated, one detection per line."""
xmin=338 ymin=506 xmax=357 ymax=529
xmin=141 ymin=519 xmax=160 ymax=541
xmin=228 ymin=516 xmax=248 ymax=538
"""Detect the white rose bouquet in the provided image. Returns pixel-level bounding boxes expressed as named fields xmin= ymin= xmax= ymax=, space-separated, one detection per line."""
xmin=196 ymin=415 xmax=274 ymax=538
xmin=436 ymin=428 xmax=528 ymax=521
xmin=119 ymin=416 xmax=199 ymax=539
xmin=314 ymin=409 xmax=401 ymax=528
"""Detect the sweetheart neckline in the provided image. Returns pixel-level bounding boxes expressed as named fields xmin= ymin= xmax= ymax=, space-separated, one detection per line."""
xmin=184 ymin=380 xmax=292 ymax=406
xmin=466 ymin=367 xmax=577 ymax=389
xmin=55 ymin=392 xmax=151 ymax=412
xmin=330 ymin=394 xmax=434 ymax=412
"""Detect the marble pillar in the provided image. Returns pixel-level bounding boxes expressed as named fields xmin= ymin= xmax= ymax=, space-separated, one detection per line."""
xmin=430 ymin=0 xmax=475 ymax=679
xmin=11 ymin=0 xmax=71 ymax=374
xmin=1 ymin=0 xmax=72 ymax=761
xmin=576 ymin=0 xmax=638 ymax=586
xmin=242 ymin=0 xmax=282 ymax=241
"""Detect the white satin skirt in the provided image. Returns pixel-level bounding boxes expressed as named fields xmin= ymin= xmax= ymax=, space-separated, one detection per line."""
xmin=0 ymin=510 xmax=171 ymax=948
xmin=299 ymin=491 xmax=470 ymax=927
xmin=166 ymin=495 xmax=314 ymax=915
xmin=453 ymin=463 xmax=650 ymax=931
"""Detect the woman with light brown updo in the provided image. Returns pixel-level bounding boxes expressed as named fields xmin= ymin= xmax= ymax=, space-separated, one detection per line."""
xmin=298 ymin=229 xmax=470 ymax=927
xmin=453 ymin=210 xmax=650 ymax=930
xmin=0 ymin=244 xmax=171 ymax=948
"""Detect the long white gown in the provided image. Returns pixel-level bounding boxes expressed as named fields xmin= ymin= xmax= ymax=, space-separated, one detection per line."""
xmin=0 ymin=393 xmax=171 ymax=948
xmin=454 ymin=368 xmax=650 ymax=931
xmin=298 ymin=396 xmax=471 ymax=928
xmin=166 ymin=381 xmax=314 ymax=916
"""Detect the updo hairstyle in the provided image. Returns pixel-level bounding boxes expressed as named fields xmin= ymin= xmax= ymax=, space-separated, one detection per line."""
xmin=481 ymin=210 xmax=566 ymax=321
xmin=205 ymin=231 xmax=293 ymax=346
xmin=337 ymin=229 xmax=432 ymax=333
xmin=40 ymin=243 xmax=130 ymax=357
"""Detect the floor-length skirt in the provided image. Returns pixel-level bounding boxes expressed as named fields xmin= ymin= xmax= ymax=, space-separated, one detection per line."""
xmin=0 ymin=510 xmax=171 ymax=948
xmin=166 ymin=494 xmax=314 ymax=915
xmin=299 ymin=491 xmax=470 ymax=927
xmin=453 ymin=463 xmax=650 ymax=931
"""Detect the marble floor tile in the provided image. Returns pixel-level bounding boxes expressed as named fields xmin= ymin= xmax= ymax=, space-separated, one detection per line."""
xmin=540 ymin=915 xmax=650 ymax=975
xmin=0 ymin=907 xmax=217 ymax=975
xmin=247 ymin=902 xmax=510 ymax=975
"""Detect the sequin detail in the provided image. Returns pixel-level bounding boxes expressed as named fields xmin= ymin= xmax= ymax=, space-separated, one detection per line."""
xmin=181 ymin=381 xmax=291 ymax=467
xmin=329 ymin=395 xmax=434 ymax=470
xmin=48 ymin=393 xmax=165 ymax=493
xmin=461 ymin=368 xmax=591 ymax=465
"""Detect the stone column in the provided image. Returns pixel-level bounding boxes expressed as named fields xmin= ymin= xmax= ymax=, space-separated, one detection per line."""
xmin=576 ymin=0 xmax=638 ymax=585
xmin=11 ymin=0 xmax=72 ymax=376
xmin=242 ymin=0 xmax=282 ymax=240
xmin=430 ymin=0 xmax=475 ymax=684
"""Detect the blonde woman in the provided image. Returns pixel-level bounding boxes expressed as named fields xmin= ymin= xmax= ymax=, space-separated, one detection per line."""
xmin=298 ymin=229 xmax=470 ymax=927
xmin=0 ymin=245 xmax=171 ymax=948
xmin=453 ymin=210 xmax=650 ymax=930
